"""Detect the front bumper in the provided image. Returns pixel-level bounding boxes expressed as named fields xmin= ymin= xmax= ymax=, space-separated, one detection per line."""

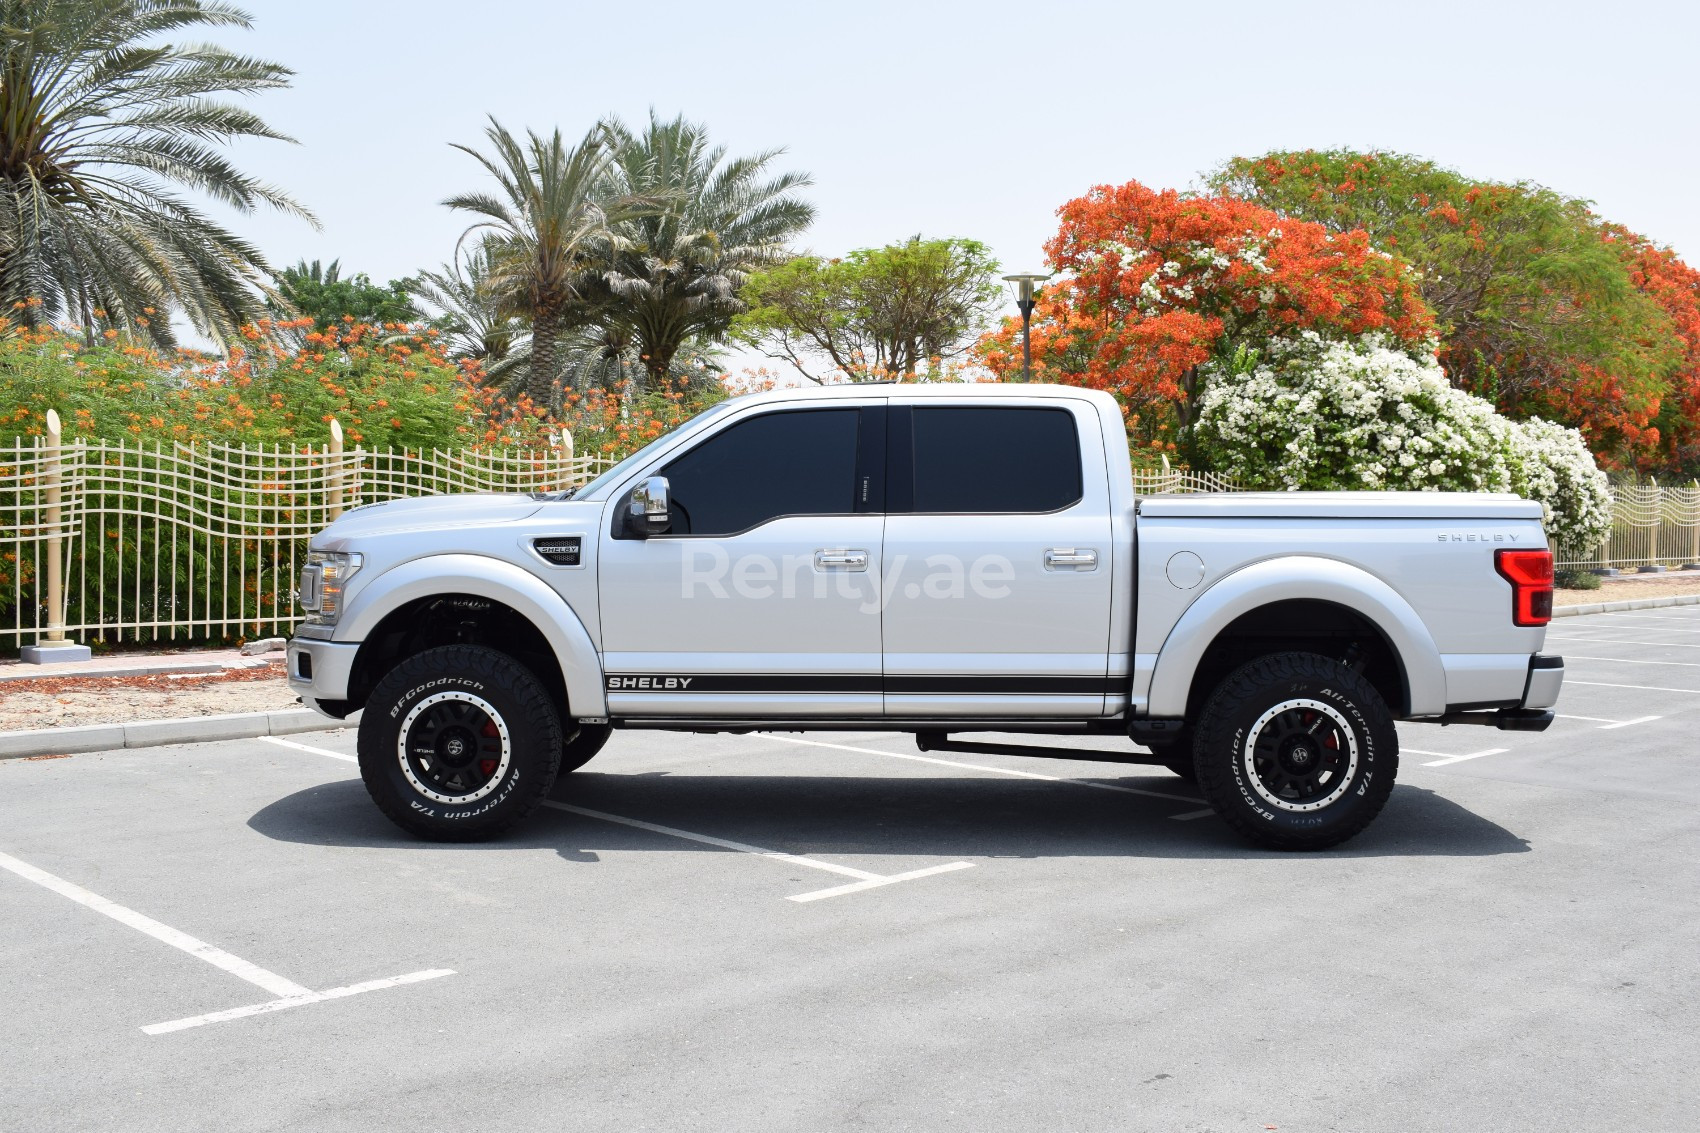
xmin=286 ymin=637 xmax=361 ymax=714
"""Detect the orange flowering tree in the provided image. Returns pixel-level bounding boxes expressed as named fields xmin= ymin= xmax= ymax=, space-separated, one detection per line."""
xmin=977 ymin=180 xmax=1434 ymax=454
xmin=1607 ymin=232 xmax=1700 ymax=475
xmin=0 ymin=315 xmax=720 ymax=455
xmin=1210 ymin=151 xmax=1678 ymax=469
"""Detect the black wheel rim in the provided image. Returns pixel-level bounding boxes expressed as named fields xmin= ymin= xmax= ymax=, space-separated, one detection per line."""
xmin=1245 ymin=698 xmax=1357 ymax=812
xmin=398 ymin=692 xmax=511 ymax=803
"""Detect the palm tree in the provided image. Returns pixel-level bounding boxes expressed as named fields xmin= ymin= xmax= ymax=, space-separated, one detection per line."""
xmin=413 ymin=237 xmax=528 ymax=365
xmin=0 ymin=0 xmax=314 ymax=346
xmin=595 ymin=111 xmax=813 ymax=390
xmin=444 ymin=118 xmax=652 ymax=407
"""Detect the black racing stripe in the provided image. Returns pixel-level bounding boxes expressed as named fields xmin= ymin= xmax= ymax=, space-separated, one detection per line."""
xmin=886 ymin=676 xmax=1114 ymax=695
xmin=605 ymin=674 xmax=1118 ymax=695
xmin=606 ymin=674 xmax=881 ymax=693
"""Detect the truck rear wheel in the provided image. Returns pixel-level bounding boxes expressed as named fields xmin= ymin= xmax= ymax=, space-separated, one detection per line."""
xmin=1192 ymin=651 xmax=1398 ymax=851
xmin=357 ymin=645 xmax=563 ymax=842
xmin=559 ymin=722 xmax=612 ymax=774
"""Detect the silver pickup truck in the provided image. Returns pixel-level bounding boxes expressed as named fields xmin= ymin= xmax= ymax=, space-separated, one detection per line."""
xmin=288 ymin=383 xmax=1563 ymax=850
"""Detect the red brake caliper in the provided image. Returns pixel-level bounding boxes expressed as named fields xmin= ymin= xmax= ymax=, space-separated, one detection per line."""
xmin=480 ymin=720 xmax=500 ymax=776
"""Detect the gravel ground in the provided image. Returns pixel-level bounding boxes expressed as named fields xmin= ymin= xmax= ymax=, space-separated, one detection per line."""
xmin=0 ymin=660 xmax=298 ymax=730
xmin=1557 ymin=571 xmax=1700 ymax=605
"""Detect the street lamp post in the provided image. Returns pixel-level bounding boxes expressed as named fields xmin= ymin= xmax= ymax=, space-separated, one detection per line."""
xmin=1002 ymin=272 xmax=1050 ymax=381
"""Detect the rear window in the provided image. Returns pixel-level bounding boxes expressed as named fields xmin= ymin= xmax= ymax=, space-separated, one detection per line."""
xmin=910 ymin=406 xmax=1083 ymax=513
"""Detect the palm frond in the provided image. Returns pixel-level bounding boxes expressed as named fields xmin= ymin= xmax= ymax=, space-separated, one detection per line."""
xmin=0 ymin=0 xmax=312 ymax=344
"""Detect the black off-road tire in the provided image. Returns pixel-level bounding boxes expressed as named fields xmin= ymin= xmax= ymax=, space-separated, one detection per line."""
xmin=1193 ymin=651 xmax=1399 ymax=851
xmin=358 ymin=645 xmax=563 ymax=842
xmin=559 ymin=722 xmax=612 ymax=774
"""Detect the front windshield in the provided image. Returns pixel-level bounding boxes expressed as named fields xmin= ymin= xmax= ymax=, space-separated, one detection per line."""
xmin=568 ymin=399 xmax=742 ymax=501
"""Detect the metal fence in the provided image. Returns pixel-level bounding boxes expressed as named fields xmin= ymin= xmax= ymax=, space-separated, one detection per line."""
xmin=1131 ymin=468 xmax=1245 ymax=496
xmin=3 ymin=416 xmax=609 ymax=650
xmin=6 ymin=422 xmax=1700 ymax=652
xmin=1556 ymin=481 xmax=1700 ymax=572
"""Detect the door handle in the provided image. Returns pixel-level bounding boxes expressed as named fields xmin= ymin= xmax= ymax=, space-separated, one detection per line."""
xmin=1045 ymin=547 xmax=1098 ymax=570
xmin=815 ymin=549 xmax=869 ymax=572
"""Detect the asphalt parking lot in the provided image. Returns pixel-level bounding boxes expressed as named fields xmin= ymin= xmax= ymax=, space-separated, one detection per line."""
xmin=3 ymin=610 xmax=1698 ymax=1132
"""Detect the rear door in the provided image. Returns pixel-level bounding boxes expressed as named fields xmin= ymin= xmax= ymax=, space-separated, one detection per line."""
xmin=879 ymin=397 xmax=1116 ymax=717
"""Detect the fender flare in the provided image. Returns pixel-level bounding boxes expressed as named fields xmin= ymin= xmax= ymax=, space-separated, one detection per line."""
xmin=1146 ymin=555 xmax=1446 ymax=718
xmin=340 ymin=553 xmax=607 ymax=718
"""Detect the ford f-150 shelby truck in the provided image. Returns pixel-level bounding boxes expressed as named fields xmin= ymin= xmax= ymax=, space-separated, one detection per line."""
xmin=287 ymin=383 xmax=1564 ymax=850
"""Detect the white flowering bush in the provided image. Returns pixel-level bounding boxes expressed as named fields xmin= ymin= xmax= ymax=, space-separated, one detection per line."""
xmin=1194 ymin=333 xmax=1612 ymax=549
xmin=1499 ymin=416 xmax=1613 ymax=552
xmin=1194 ymin=333 xmax=1507 ymax=492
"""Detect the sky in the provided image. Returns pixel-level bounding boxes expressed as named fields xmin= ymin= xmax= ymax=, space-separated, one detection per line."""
xmin=213 ymin=0 xmax=1700 ymax=369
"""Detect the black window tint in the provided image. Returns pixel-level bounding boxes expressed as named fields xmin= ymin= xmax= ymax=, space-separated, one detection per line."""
xmin=662 ymin=409 xmax=859 ymax=535
xmin=911 ymin=407 xmax=1082 ymax=513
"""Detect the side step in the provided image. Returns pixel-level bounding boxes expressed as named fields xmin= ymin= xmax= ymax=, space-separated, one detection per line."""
xmin=915 ymin=731 xmax=1170 ymax=766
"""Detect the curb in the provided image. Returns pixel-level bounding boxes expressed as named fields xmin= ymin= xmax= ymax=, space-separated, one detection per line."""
xmin=0 ymin=708 xmax=344 ymax=761
xmin=0 ymin=655 xmax=273 ymax=684
xmin=1553 ymin=593 xmax=1700 ymax=618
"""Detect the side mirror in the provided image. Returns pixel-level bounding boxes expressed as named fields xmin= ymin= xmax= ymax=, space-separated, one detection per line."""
xmin=627 ymin=476 xmax=671 ymax=537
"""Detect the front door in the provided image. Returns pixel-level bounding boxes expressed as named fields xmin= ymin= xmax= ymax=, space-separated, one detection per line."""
xmin=597 ymin=402 xmax=886 ymax=717
xmin=880 ymin=399 xmax=1116 ymax=717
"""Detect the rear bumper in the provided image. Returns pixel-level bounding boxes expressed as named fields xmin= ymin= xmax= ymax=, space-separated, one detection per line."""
xmin=1423 ymin=654 xmax=1563 ymax=732
xmin=1521 ymin=653 xmax=1564 ymax=710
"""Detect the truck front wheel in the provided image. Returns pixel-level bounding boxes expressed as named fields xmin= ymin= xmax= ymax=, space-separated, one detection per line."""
xmin=1192 ymin=651 xmax=1398 ymax=851
xmin=358 ymin=645 xmax=563 ymax=841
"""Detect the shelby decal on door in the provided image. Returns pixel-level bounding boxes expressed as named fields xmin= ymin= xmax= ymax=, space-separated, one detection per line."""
xmin=607 ymin=675 xmax=695 ymax=690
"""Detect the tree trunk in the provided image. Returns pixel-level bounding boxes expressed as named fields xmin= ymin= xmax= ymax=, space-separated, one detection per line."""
xmin=529 ymin=309 xmax=561 ymax=410
xmin=1174 ymin=365 xmax=1202 ymax=467
xmin=642 ymin=336 xmax=675 ymax=393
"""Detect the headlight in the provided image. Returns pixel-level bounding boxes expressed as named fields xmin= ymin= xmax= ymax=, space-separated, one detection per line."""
xmin=298 ymin=550 xmax=364 ymax=626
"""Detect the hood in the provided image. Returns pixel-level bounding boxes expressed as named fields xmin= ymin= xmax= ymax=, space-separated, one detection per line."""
xmin=316 ymin=494 xmax=546 ymax=541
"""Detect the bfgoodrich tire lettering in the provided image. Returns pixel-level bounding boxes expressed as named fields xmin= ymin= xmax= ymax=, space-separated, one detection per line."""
xmin=358 ymin=645 xmax=563 ymax=841
xmin=1192 ymin=651 xmax=1399 ymax=851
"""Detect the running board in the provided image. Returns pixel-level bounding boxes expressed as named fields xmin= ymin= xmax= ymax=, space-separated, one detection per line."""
xmin=615 ymin=718 xmax=1127 ymax=735
xmin=915 ymin=731 xmax=1170 ymax=766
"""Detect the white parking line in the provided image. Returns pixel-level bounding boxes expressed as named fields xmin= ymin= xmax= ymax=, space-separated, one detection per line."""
xmin=259 ymin=735 xmax=357 ymax=763
xmin=786 ymin=862 xmax=977 ymax=904
xmin=1563 ymin=654 xmax=1700 ymax=668
xmin=1566 ymin=679 xmax=1700 ymax=694
xmin=540 ymin=800 xmax=973 ymax=902
xmin=0 ymin=848 xmax=453 ymax=1035
xmin=1419 ymin=748 xmax=1509 ymax=768
xmin=1544 ymin=636 xmax=1700 ymax=650
xmin=753 ymin=734 xmax=1206 ymax=807
xmin=1556 ymin=713 xmax=1665 ymax=730
xmin=143 ymin=969 xmax=456 ymax=1036
xmin=0 ymin=849 xmax=311 ymax=999
xmin=1592 ymin=612 xmax=1700 ymax=623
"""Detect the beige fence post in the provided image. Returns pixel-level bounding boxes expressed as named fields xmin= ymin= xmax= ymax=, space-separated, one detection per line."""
xmin=1690 ymin=481 xmax=1700 ymax=567
xmin=327 ymin=418 xmax=345 ymax=521
xmin=22 ymin=409 xmax=91 ymax=663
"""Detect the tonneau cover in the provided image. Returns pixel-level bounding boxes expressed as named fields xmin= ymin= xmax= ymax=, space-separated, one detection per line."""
xmin=1137 ymin=491 xmax=1543 ymax=520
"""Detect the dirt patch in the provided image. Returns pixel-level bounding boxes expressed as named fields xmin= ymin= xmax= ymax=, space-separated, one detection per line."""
xmin=0 ymin=660 xmax=300 ymax=730
xmin=1556 ymin=571 xmax=1700 ymax=606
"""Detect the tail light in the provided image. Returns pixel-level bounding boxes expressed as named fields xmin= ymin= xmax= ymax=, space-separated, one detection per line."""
xmin=1495 ymin=549 xmax=1554 ymax=627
